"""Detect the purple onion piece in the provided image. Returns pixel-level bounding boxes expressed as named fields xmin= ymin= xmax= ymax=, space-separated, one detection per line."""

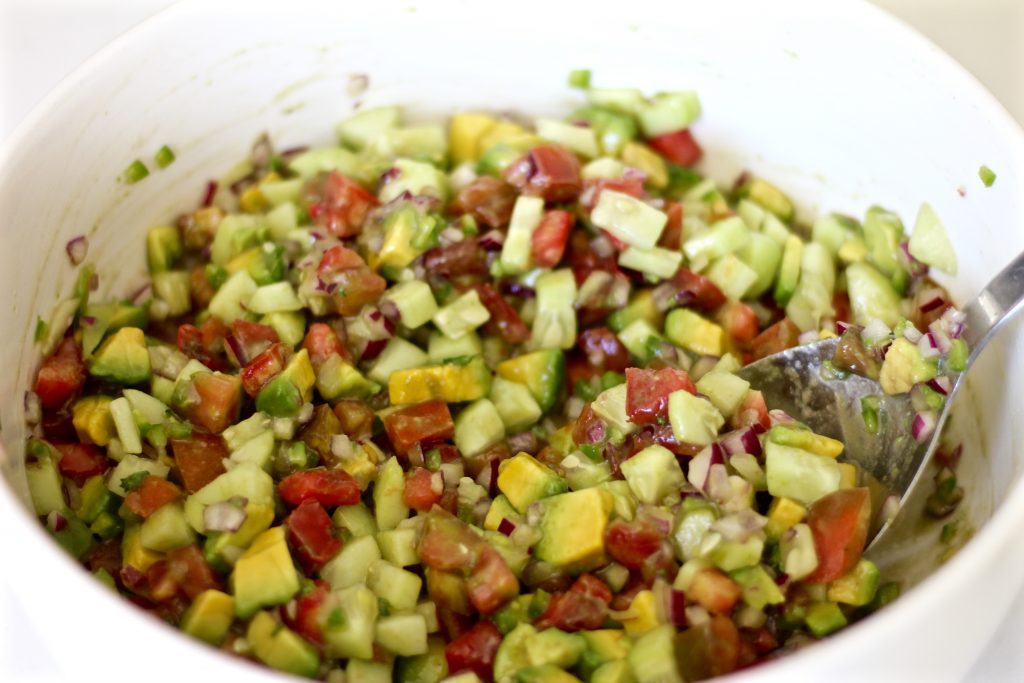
xmin=130 ymin=283 xmax=153 ymax=306
xmin=360 ymin=338 xmax=387 ymax=362
xmin=478 ymin=230 xmax=505 ymax=251
xmin=669 ymin=590 xmax=688 ymax=627
xmin=66 ymin=235 xmax=88 ymax=266
xmin=500 ymin=281 xmax=535 ymax=299
xmin=912 ymin=410 xmax=937 ymax=443
xmin=498 ymin=518 xmax=516 ymax=536
xmin=201 ymin=180 xmax=218 ymax=207
xmin=927 ymin=376 xmax=952 ymax=396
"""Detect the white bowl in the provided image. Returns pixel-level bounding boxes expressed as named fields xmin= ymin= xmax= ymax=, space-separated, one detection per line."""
xmin=1 ymin=0 xmax=1022 ymax=680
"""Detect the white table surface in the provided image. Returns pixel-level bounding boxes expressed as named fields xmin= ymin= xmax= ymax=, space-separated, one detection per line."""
xmin=1 ymin=1 xmax=1023 ymax=681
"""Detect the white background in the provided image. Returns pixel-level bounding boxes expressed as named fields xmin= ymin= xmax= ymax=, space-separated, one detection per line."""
xmin=0 ymin=0 xmax=1022 ymax=680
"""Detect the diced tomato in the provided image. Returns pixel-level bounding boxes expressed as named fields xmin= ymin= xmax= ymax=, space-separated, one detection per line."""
xmin=286 ymin=580 xmax=331 ymax=646
xmin=629 ymin=424 xmax=704 ymax=460
xmin=610 ymin=575 xmax=649 ymax=612
xmin=833 ymin=291 xmax=852 ymax=326
xmin=649 ymin=129 xmax=703 ymax=167
xmin=124 ymin=476 xmax=182 ymax=519
xmin=503 ymin=144 xmax=583 ymax=203
xmin=625 ymin=367 xmax=696 ymax=426
xmin=531 ymin=210 xmax=574 ymax=268
xmin=403 ymin=467 xmax=443 ymax=512
xmin=659 ymin=202 xmax=685 ymax=250
xmin=570 ymin=573 xmax=613 ymax=605
xmin=189 ymin=265 xmax=217 ymax=310
xmin=317 ymin=245 xmax=387 ymax=316
xmin=461 ymin=441 xmax=509 ymax=486
xmin=577 ymin=327 xmax=630 ymax=376
xmin=714 ymin=301 xmax=759 ymax=347
xmin=750 ymin=318 xmax=801 ymax=361
xmin=572 ymin=403 xmax=606 ymax=445
xmin=303 ymin=323 xmax=346 ymax=367
xmin=466 ymin=545 xmax=519 ymax=615
xmin=729 ymin=389 xmax=771 ymax=432
xmin=279 ymin=468 xmax=362 ymax=508
xmin=40 ymin=406 xmax=76 ymax=442
xmin=417 ymin=508 xmax=483 ymax=572
xmin=449 ymin=176 xmax=518 ymax=229
xmin=667 ymin=268 xmax=726 ymax=312
xmin=805 ymin=487 xmax=872 ymax=584
xmin=535 ymin=589 xmax=607 ymax=632
xmin=54 ymin=443 xmax=109 ymax=484
xmin=226 ymin=320 xmax=279 ymax=367
xmin=34 ymin=337 xmax=86 ymax=409
xmin=687 ymin=568 xmax=743 ymax=615
xmin=566 ymin=230 xmax=621 ymax=285
xmin=332 ymin=399 xmax=375 ymax=441
xmin=421 ymin=238 xmax=488 ymax=278
xmin=186 ymin=372 xmax=242 ymax=434
xmin=298 ymin=403 xmax=342 ymax=464
xmin=240 ymin=342 xmax=290 ymax=397
xmin=580 ymin=176 xmax=646 ymax=212
xmin=676 ymin=615 xmax=741 ymax=680
xmin=170 ymin=435 xmax=229 ymax=493
xmin=177 ymin=322 xmax=228 ymax=372
xmin=605 ymin=516 xmax=666 ymax=570
xmin=473 ymin=283 xmax=530 ymax=345
xmin=426 ymin=566 xmax=473 ymax=617
xmin=147 ymin=545 xmax=221 ymax=604
xmin=445 ymin=621 xmax=503 ymax=682
xmin=601 ymin=230 xmax=629 ymax=252
xmin=313 ymin=171 xmax=378 ymax=238
xmin=285 ymin=499 xmax=343 ymax=573
xmin=382 ymin=400 xmax=455 ymax=457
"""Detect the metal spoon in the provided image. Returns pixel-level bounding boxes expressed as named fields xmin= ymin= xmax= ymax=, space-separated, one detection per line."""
xmin=737 ymin=250 xmax=1024 ymax=549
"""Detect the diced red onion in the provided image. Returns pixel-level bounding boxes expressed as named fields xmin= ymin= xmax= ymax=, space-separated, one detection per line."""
xmin=296 ymin=402 xmax=315 ymax=425
xmin=80 ymin=315 xmax=97 ymax=326
xmin=687 ymin=446 xmax=713 ymax=491
xmin=526 ymin=502 xmax=545 ymax=527
xmin=902 ymin=324 xmax=923 ymax=343
xmin=711 ymin=509 xmax=767 ymax=543
xmin=668 ymin=590 xmax=688 ymax=627
xmin=769 ymin=409 xmax=796 ymax=426
xmin=24 ymin=391 xmax=41 ymax=425
xmin=927 ymin=376 xmax=952 ymax=396
xmin=280 ymin=145 xmax=309 ymax=160
xmin=330 ymin=434 xmax=355 ymax=461
xmin=46 ymin=510 xmax=67 ymax=533
xmin=912 ymin=410 xmax=938 ymax=443
xmin=439 ymin=227 xmax=465 ymax=247
xmin=798 ymin=330 xmax=819 ymax=345
xmin=500 ymin=281 xmax=535 ymax=298
xmin=438 ymin=461 xmax=464 ymax=487
xmin=430 ymin=472 xmax=444 ymax=496
xmin=719 ymin=427 xmax=762 ymax=458
xmin=918 ymin=289 xmax=948 ymax=313
xmin=900 ymin=241 xmax=928 ymax=277
xmin=478 ymin=230 xmax=505 ymax=251
xmin=591 ymin=235 xmax=615 ymax=259
xmin=65 ymin=235 xmax=88 ymax=266
xmin=623 ymin=166 xmax=648 ymax=183
xmin=917 ymin=334 xmax=940 ymax=360
xmin=689 ymin=355 xmax=719 ymax=382
xmin=204 ymin=501 xmax=248 ymax=532
xmin=360 ymin=338 xmax=387 ymax=362
xmin=927 ymin=323 xmax=953 ymax=354
xmin=201 ymin=180 xmax=218 ymax=207
xmin=498 ymin=518 xmax=517 ymax=536
xmin=685 ymin=605 xmax=710 ymax=627
xmin=130 ymin=283 xmax=152 ymax=306
xmin=862 ymin=318 xmax=891 ymax=345
xmin=835 ymin=320 xmax=852 ymax=335
xmin=507 ymin=431 xmax=539 ymax=455
xmin=380 ymin=167 xmax=401 ymax=184
xmin=705 ymin=463 xmax=733 ymax=501
xmin=224 ymin=334 xmax=249 ymax=366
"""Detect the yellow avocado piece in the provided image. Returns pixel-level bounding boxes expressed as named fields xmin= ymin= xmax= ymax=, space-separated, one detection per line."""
xmin=620 ymin=142 xmax=668 ymax=190
xmin=765 ymin=497 xmax=807 ymax=540
xmin=387 ymin=357 xmax=491 ymax=405
xmin=484 ymin=494 xmax=522 ymax=532
xmin=231 ymin=526 xmax=301 ymax=619
xmin=280 ymin=348 xmax=316 ymax=403
xmin=664 ymin=308 xmax=724 ymax=357
xmin=247 ymin=610 xmax=321 ymax=678
xmin=475 ymin=121 xmax=528 ymax=157
xmin=767 ymin=424 xmax=845 ymax=459
xmin=182 ymin=589 xmax=235 ymax=645
xmin=620 ymin=589 xmax=659 ymax=636
xmin=497 ymin=453 xmax=568 ymax=514
xmin=72 ymin=395 xmax=115 ymax=446
xmin=450 ymin=112 xmax=498 ymax=164
xmin=122 ymin=524 xmax=162 ymax=573
xmin=534 ymin=488 xmax=613 ymax=573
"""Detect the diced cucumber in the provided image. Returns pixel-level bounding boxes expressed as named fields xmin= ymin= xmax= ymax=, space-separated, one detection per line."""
xmin=773 ymin=234 xmax=803 ymax=307
xmin=258 ymin=178 xmax=302 ymax=207
xmin=348 ymin=658 xmax=393 ymax=683
xmin=260 ymin=311 xmax=306 ymax=347
xmin=266 ymin=201 xmax=298 ymax=241
xmin=591 ymin=383 xmax=636 ymax=436
xmin=495 ymin=349 xmax=565 ymax=413
xmin=909 ymin=202 xmax=957 ymax=275
xmin=695 ymin=372 xmax=750 ymax=418
xmin=151 ymin=270 xmax=192 ymax=317
xmin=706 ymin=534 xmax=765 ymax=572
xmin=667 ymin=390 xmax=723 ymax=447
xmin=454 ymin=399 xmax=506 ymax=457
xmin=607 ymin=289 xmax=661 ymax=333
xmin=107 ymin=454 xmax=170 ymax=497
xmin=377 ymin=613 xmax=429 ymax=657
xmin=337 ymin=106 xmax=402 ymax=150
xmin=229 ymin=431 xmax=276 ymax=471
xmin=246 ymin=282 xmax=303 ymax=314
xmin=673 ymin=502 xmax=718 ymax=562
xmin=26 ymin=455 xmax=66 ymax=515
xmin=146 ymin=225 xmax=182 ymax=274
xmin=620 ymin=445 xmax=686 ymax=505
xmin=318 ymin=353 xmax=380 ymax=401
xmin=591 ymin=190 xmax=667 ymax=249
xmin=628 ymin=625 xmax=683 ymax=683
xmin=208 ymin=270 xmax=258 ymax=324
xmin=683 ymin=216 xmax=748 ymax=263
xmin=383 ymin=280 xmax=439 ymax=329
xmin=582 ymin=157 xmax=626 ymax=180
xmin=532 ymin=269 xmax=577 ymax=350
xmin=140 ymin=502 xmax=196 ymax=552
xmin=845 ymin=261 xmax=902 ymax=327
xmin=765 ymin=441 xmax=841 ymax=505
xmin=862 ymin=205 xmax=904 ymax=277
xmin=731 ymin=565 xmax=786 ymax=610
xmin=367 ymin=559 xmax=423 ymax=612
xmin=333 ymin=503 xmax=378 ymax=539
xmin=369 ymin=125 xmax=448 ymax=165
xmin=376 ymin=527 xmax=419 ymax=568
xmin=323 ymin=584 xmax=380 ymax=660
xmin=210 ymin=214 xmax=266 ymax=266
xmin=535 ymin=118 xmax=599 ymax=158
xmin=123 ymin=388 xmax=171 ymax=428
xmin=321 ymin=535 xmax=381 ymax=589
xmin=288 ymin=147 xmax=360 ymax=179
xmin=501 ymin=195 xmax=545 ymax=275
xmin=572 ymin=106 xmax=638 ymax=156
xmin=786 ymin=242 xmax=836 ymax=332
xmin=812 ymin=213 xmax=861 ymax=257
xmin=380 ymin=159 xmax=450 ymax=204
xmin=636 ymin=91 xmax=701 ymax=137
xmin=618 ymin=245 xmax=682 ymax=280
xmin=704 ymin=254 xmax=757 ymax=301
xmin=108 ymin=397 xmax=143 ymax=454
xmin=617 ymin=319 xmax=664 ymax=363
xmin=587 ymin=87 xmax=646 ymax=113
xmin=490 ymin=377 xmax=543 ymax=433
xmin=432 ymin=289 xmax=491 ymax=340
xmin=428 ymin=330 xmax=483 ymax=364
xmin=374 ymin=457 xmax=410 ymax=531
xmin=369 ymin=338 xmax=429 ymax=385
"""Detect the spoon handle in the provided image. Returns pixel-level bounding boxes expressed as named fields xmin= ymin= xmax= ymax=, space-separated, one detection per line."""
xmin=962 ymin=250 xmax=1024 ymax=361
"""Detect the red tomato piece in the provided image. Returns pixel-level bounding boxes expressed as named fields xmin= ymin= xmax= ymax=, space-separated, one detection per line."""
xmin=572 ymin=403 xmax=606 ymax=446
xmin=317 ymin=245 xmax=387 ymax=316
xmin=531 ymin=210 xmax=574 ymax=268
xmin=177 ymin=323 xmax=228 ymax=372
xmin=729 ymin=389 xmax=770 ymax=431
xmin=535 ymin=590 xmax=607 ymax=632
xmin=170 ymin=435 xmax=229 ymax=493
xmin=227 ymin=320 xmax=279 ymax=367
xmin=381 ymin=400 xmax=455 ymax=457
xmin=659 ymin=202 xmax=685 ymax=250
xmin=503 ymin=144 xmax=583 ymax=203
xmin=187 ymin=372 xmax=242 ymax=434
xmin=34 ymin=337 xmax=87 ymax=410
xmin=805 ymin=487 xmax=872 ymax=584
xmin=449 ymin=176 xmax=518 ymax=229
xmin=279 ymin=468 xmax=362 ymax=508
xmin=314 ymin=171 xmax=379 ymax=238
xmin=688 ymin=569 xmax=743 ymax=615
xmin=124 ymin=476 xmax=182 ymax=519
xmin=676 ymin=615 xmax=741 ymax=680
xmin=317 ymin=244 xmax=366 ymax=275
xmin=716 ymin=301 xmax=759 ymax=346
xmin=332 ymin=399 xmax=375 ymax=441
xmin=240 ymin=342 xmax=290 ymax=398
xmin=285 ymin=499 xmax=343 ymax=573
xmin=577 ymin=327 xmax=630 ymax=375
xmin=466 ymin=545 xmax=519 ymax=615
xmin=421 ymin=238 xmax=488 ymax=278
xmin=445 ymin=620 xmax=504 ymax=682
xmin=649 ymin=129 xmax=703 ymax=167
xmin=417 ymin=508 xmax=483 ymax=572
xmin=750 ymin=318 xmax=801 ymax=362
xmin=833 ymin=291 xmax=852 ymax=326
xmin=473 ymin=284 xmax=530 ymax=345
xmin=580 ymin=176 xmax=646 ymax=212
xmin=569 ymin=573 xmax=613 ymax=605
xmin=403 ymin=467 xmax=443 ymax=512
xmin=668 ymin=268 xmax=726 ymax=312
xmin=286 ymin=580 xmax=331 ymax=646
xmin=303 ymin=323 xmax=346 ymax=367
xmin=566 ymin=230 xmax=622 ymax=286
xmin=605 ymin=516 xmax=666 ymax=570
xmin=54 ymin=443 xmax=109 ymax=484
xmin=625 ymin=367 xmax=697 ymax=426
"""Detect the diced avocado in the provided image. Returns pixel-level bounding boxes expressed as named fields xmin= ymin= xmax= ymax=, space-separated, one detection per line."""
xmin=616 ymin=319 xmax=664 ymax=363
xmin=261 ymin=311 xmax=306 ymax=347
xmin=337 ymin=105 xmax=401 ymax=150
xmin=845 ymin=261 xmax=902 ymax=328
xmin=477 ymin=134 xmax=540 ymax=177
xmin=184 ymin=462 xmax=274 ymax=532
xmin=455 ymin=398 xmax=506 ymax=457
xmin=706 ymin=534 xmax=764 ymax=572
xmin=317 ymin=353 xmax=381 ymax=401
xmin=496 ymin=350 xmax=565 ymax=414
xmin=433 ymin=290 xmax=491 ymax=340
xmin=147 ymin=225 xmax=183 ymax=273
xmin=837 ymin=462 xmax=859 ymax=489
xmin=374 ymin=456 xmax=410 ymax=532
xmin=396 ymin=636 xmax=449 ymax=683
xmin=140 ymin=502 xmax=195 ymax=553
xmin=428 ymin=330 xmax=482 ymax=364
xmin=703 ymin=254 xmax=757 ymax=301
xmin=773 ymin=234 xmax=803 ymax=307
xmin=494 ymin=623 xmax=538 ymax=683
xmin=321 ymin=534 xmax=381 ymax=590
xmin=591 ymin=190 xmax=667 ymax=250
xmin=122 ymin=524 xmax=162 ymax=573
xmin=450 ymin=112 xmax=499 ymax=164
xmin=536 ymin=118 xmax=599 ymax=158
xmin=369 ymin=205 xmax=438 ymax=272
xmin=484 ymin=494 xmax=523 ymax=532
xmin=664 ymin=308 xmax=723 ymax=356
xmin=738 ymin=177 xmax=794 ymax=222
xmin=628 ymin=624 xmax=682 ymax=683
xmin=288 ymin=147 xmax=360 ymax=179
xmin=607 ymin=289 xmax=662 ymax=333
xmin=879 ymin=336 xmax=938 ymax=394
xmin=369 ymin=125 xmax=448 ymax=166
xmin=767 ymin=424 xmax=844 ymax=458
xmin=621 ymin=142 xmax=668 ymax=189
xmin=150 ymin=268 xmax=191 ymax=317
xmin=862 ymin=205 xmax=904 ymax=277
xmin=682 ymin=216 xmax=748 ymax=263
xmin=695 ymin=372 xmax=751 ymax=418
xmin=804 ymin=601 xmax=847 ymax=637
xmin=667 ymin=390 xmax=723 ymax=447
xmin=562 ymin=452 xmax=612 ymax=491
xmin=231 ymin=526 xmax=301 ymax=619
xmin=388 ymin=356 xmax=492 ymax=404
xmin=72 ymin=395 xmax=115 ymax=446
xmin=490 ymin=377 xmax=543 ymax=433
xmin=247 ymin=610 xmax=320 ymax=678
xmin=765 ymin=496 xmax=807 ymax=540
xmin=384 ymin=280 xmax=439 ymax=329
xmin=377 ymin=613 xmax=430 ymax=657
xmin=535 ymin=488 xmax=613 ymax=573
xmin=255 ymin=375 xmax=302 ymax=418
xmin=498 ymin=453 xmax=569 ymax=514
xmin=827 ymin=559 xmax=880 ymax=606
xmin=590 ymin=383 xmax=636 ymax=436
xmin=524 ymin=628 xmax=585 ymax=669
xmin=572 ymin=107 xmax=637 ymax=156
xmin=181 ymin=589 xmax=235 ymax=645
xmin=619 ymin=445 xmax=685 ymax=505
xmin=516 ymin=666 xmax=583 ymax=683
xmin=368 ymin=337 xmax=429 ymax=386
xmin=77 ymin=475 xmax=116 ymax=524
xmin=730 ymin=565 xmax=785 ymax=610
xmin=765 ymin=441 xmax=841 ymax=506
xmin=619 ymin=589 xmax=659 ymax=636
xmin=738 ymin=232 xmax=784 ymax=298
xmin=280 ymin=348 xmax=316 ymax=402
xmin=380 ymin=159 xmax=450 ymax=204
xmin=591 ymin=660 xmax=635 ymax=683
xmin=89 ymin=327 xmax=151 ymax=385
xmin=582 ymin=630 xmax=631 ymax=664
